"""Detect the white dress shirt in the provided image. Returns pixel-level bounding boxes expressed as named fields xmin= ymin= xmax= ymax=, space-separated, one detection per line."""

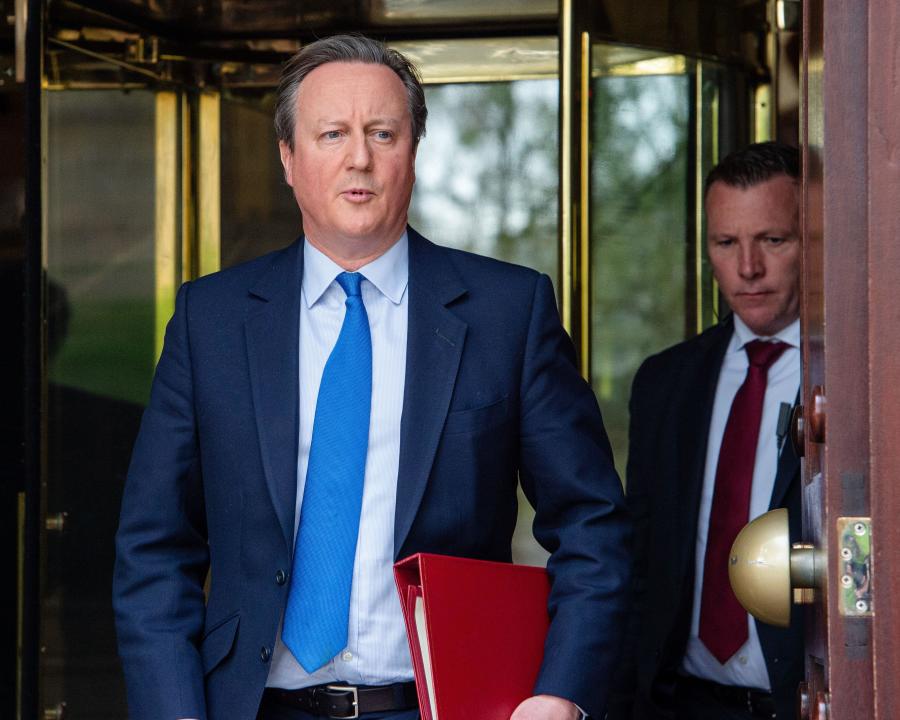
xmin=266 ymin=234 xmax=414 ymax=689
xmin=681 ymin=316 xmax=800 ymax=690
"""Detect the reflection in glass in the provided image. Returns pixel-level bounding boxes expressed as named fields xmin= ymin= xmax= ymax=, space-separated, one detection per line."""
xmin=410 ymin=79 xmax=558 ymax=281
xmin=47 ymin=92 xmax=156 ymax=406
xmin=589 ymin=54 xmax=736 ymax=481
xmin=220 ymin=93 xmax=300 ymax=269
xmin=395 ymin=37 xmax=558 ymax=83
xmin=590 ymin=72 xmax=690 ymax=479
xmin=373 ymin=0 xmax=556 ymax=23
xmin=44 ymin=91 xmax=157 ymax=718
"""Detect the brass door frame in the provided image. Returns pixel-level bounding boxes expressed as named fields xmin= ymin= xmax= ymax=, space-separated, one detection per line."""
xmin=559 ymin=1 xmax=767 ymax=381
xmin=559 ymin=0 xmax=591 ymax=377
xmin=155 ymin=89 xmax=222 ymax=357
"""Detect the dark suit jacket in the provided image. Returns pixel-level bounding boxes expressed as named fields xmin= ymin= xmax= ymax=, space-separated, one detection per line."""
xmin=608 ymin=317 xmax=803 ymax=720
xmin=113 ymin=228 xmax=630 ymax=720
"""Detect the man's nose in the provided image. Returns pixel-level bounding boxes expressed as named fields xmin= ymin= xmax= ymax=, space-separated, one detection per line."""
xmin=346 ymin=134 xmax=373 ymax=171
xmin=738 ymin=242 xmax=764 ymax=279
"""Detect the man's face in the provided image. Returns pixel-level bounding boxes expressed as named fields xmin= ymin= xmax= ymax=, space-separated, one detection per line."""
xmin=278 ymin=61 xmax=416 ymax=258
xmin=706 ymin=175 xmax=800 ymax=336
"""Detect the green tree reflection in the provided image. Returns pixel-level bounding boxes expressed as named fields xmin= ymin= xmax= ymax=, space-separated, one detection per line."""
xmin=409 ymin=75 xmax=690 ymax=482
xmin=591 ymin=74 xmax=689 ymax=478
xmin=409 ymin=80 xmax=558 ymax=280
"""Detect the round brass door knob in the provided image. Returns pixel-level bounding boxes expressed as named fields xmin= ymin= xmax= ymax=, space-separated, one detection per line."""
xmin=729 ymin=508 xmax=792 ymax=627
xmin=728 ymin=509 xmax=823 ymax=627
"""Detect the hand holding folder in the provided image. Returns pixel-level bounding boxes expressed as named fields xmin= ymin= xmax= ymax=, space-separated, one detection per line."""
xmin=394 ymin=553 xmax=550 ymax=720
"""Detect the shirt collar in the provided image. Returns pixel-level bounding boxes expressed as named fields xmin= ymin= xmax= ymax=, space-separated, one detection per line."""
xmin=732 ymin=314 xmax=801 ymax=351
xmin=302 ymin=231 xmax=409 ymax=308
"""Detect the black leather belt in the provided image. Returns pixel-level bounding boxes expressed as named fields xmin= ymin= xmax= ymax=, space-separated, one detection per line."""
xmin=263 ymin=682 xmax=418 ymax=719
xmin=678 ymin=675 xmax=776 ymax=718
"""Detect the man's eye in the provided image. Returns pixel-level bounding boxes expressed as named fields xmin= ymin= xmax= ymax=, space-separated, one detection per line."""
xmin=765 ymin=236 xmax=786 ymax=245
xmin=323 ymin=130 xmax=342 ymax=140
xmin=374 ymin=130 xmax=393 ymax=140
xmin=716 ymin=238 xmax=735 ymax=247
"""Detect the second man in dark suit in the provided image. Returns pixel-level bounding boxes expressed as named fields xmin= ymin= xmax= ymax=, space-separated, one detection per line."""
xmin=609 ymin=142 xmax=803 ymax=720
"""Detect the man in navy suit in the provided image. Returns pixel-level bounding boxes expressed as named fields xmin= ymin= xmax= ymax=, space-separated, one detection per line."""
xmin=113 ymin=35 xmax=629 ymax=720
xmin=608 ymin=142 xmax=803 ymax=720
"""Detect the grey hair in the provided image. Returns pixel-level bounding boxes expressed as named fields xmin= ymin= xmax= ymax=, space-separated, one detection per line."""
xmin=274 ymin=34 xmax=427 ymax=151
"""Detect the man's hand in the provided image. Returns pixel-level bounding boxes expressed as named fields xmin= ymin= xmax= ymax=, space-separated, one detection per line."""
xmin=510 ymin=694 xmax=582 ymax=720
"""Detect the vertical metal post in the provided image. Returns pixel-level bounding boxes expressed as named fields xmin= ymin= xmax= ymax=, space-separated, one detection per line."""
xmin=197 ymin=91 xmax=221 ymax=278
xmin=181 ymin=95 xmax=195 ymax=283
xmin=559 ymin=0 xmax=591 ymax=381
xmin=156 ymin=88 xmax=221 ymax=361
xmin=577 ymin=32 xmax=591 ymax=380
xmin=21 ymin=0 xmax=44 ymax=717
xmin=155 ymin=92 xmax=179 ymax=360
xmin=559 ymin=0 xmax=574 ymax=337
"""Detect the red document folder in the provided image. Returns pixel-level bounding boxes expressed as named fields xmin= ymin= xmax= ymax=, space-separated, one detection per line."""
xmin=394 ymin=553 xmax=550 ymax=720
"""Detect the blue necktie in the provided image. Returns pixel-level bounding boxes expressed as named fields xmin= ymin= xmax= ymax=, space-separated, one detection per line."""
xmin=282 ymin=272 xmax=372 ymax=673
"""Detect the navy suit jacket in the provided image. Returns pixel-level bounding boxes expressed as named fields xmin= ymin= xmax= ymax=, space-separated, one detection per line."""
xmin=113 ymin=228 xmax=631 ymax=720
xmin=607 ymin=317 xmax=803 ymax=720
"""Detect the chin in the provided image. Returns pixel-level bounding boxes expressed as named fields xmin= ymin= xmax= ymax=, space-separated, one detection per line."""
xmin=337 ymin=224 xmax=380 ymax=241
xmin=343 ymin=221 xmax=403 ymax=245
xmin=734 ymin=307 xmax=770 ymax=333
xmin=743 ymin=315 xmax=788 ymax=337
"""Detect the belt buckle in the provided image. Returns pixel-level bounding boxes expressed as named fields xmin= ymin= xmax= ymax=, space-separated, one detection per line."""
xmin=324 ymin=685 xmax=359 ymax=719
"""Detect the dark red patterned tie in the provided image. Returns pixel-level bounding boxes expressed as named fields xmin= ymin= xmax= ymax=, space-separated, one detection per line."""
xmin=699 ymin=339 xmax=789 ymax=663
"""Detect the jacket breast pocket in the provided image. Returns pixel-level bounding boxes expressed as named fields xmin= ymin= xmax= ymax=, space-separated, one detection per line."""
xmin=442 ymin=395 xmax=510 ymax=435
xmin=200 ymin=612 xmax=240 ymax=675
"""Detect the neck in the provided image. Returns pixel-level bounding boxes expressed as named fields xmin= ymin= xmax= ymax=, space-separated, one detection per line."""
xmin=306 ymin=231 xmax=403 ymax=272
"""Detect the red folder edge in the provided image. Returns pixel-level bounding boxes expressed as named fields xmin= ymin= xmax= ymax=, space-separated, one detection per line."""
xmin=403 ymin=583 xmax=433 ymax=720
xmin=394 ymin=553 xmax=550 ymax=720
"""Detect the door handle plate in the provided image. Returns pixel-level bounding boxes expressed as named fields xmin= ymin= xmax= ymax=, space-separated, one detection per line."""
xmin=837 ymin=517 xmax=873 ymax=616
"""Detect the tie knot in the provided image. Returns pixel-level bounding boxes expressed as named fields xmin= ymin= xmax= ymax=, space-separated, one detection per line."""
xmin=744 ymin=339 xmax=789 ymax=371
xmin=336 ymin=272 xmax=363 ymax=298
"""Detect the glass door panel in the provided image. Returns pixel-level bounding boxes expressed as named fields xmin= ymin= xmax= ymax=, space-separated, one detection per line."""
xmin=43 ymin=90 xmax=161 ymax=719
xmin=220 ymin=93 xmax=299 ymax=268
xmin=409 ymin=78 xmax=558 ymax=281
xmin=589 ymin=65 xmax=689 ymax=472
xmin=588 ymin=48 xmax=740 ymax=479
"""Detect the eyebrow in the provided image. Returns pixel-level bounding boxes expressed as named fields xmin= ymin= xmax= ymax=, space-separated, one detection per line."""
xmin=314 ymin=117 xmax=403 ymax=127
xmin=752 ymin=227 xmax=796 ymax=237
xmin=707 ymin=227 xmax=797 ymax=240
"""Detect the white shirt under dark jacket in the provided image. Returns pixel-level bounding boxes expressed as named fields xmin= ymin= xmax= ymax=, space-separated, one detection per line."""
xmin=266 ymin=234 xmax=413 ymax=689
xmin=681 ymin=316 xmax=800 ymax=690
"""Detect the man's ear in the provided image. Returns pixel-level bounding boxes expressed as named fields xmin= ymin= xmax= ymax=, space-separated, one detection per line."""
xmin=278 ymin=141 xmax=294 ymax=187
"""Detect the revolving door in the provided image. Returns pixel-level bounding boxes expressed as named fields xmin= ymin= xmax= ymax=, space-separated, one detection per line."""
xmin=9 ymin=1 xmax=788 ymax=717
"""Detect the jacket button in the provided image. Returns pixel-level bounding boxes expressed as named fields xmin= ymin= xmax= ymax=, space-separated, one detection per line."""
xmin=260 ymin=646 xmax=271 ymax=663
xmin=275 ymin=569 xmax=287 ymax=585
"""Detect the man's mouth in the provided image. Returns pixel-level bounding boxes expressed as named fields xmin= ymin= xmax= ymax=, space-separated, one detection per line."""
xmin=342 ymin=189 xmax=375 ymax=202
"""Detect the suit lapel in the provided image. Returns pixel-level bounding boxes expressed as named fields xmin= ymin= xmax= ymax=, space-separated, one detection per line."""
xmin=675 ymin=319 xmax=733 ymax=571
xmin=245 ymin=240 xmax=303 ymax=554
xmin=393 ymin=229 xmax=467 ymax=557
